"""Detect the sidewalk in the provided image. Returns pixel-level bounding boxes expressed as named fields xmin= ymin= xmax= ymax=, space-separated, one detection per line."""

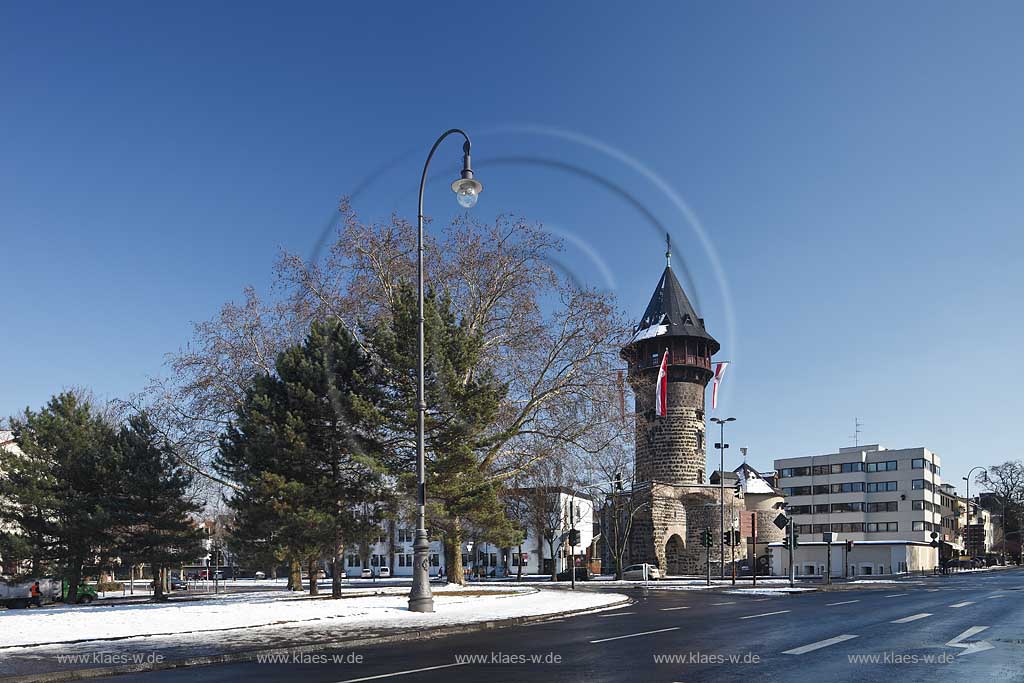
xmin=0 ymin=586 xmax=628 ymax=682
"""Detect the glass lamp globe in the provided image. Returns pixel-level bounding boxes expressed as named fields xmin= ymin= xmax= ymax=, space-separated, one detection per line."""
xmin=452 ymin=177 xmax=482 ymax=209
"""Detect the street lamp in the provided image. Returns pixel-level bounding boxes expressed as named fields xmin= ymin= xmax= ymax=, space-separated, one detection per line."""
xmin=963 ymin=466 xmax=986 ymax=559
xmin=409 ymin=129 xmax=483 ymax=613
xmin=711 ymin=417 xmax=736 ymax=580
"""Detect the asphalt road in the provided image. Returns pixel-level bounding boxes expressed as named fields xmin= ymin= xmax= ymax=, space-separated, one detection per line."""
xmin=101 ymin=568 xmax=1024 ymax=683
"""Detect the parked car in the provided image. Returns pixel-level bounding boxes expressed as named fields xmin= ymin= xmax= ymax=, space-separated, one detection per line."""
xmin=253 ymin=571 xmax=266 ymax=580
xmin=556 ymin=567 xmax=591 ymax=582
xmin=377 ymin=566 xmax=391 ymax=578
xmin=360 ymin=568 xmax=372 ymax=578
xmin=169 ymin=577 xmax=187 ymax=591
xmin=622 ymin=563 xmax=661 ymax=581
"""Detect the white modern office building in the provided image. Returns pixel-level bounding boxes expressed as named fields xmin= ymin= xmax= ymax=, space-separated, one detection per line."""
xmin=341 ymin=488 xmax=596 ymax=579
xmin=770 ymin=444 xmax=943 ymax=576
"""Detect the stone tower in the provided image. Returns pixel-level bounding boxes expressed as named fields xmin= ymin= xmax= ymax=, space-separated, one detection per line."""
xmin=620 ymin=242 xmax=733 ymax=575
xmin=620 ymin=243 xmax=720 ymax=487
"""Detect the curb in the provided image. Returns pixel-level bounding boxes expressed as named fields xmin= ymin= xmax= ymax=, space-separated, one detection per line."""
xmin=0 ymin=593 xmax=632 ymax=683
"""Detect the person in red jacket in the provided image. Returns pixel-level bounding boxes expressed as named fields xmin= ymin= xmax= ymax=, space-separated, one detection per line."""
xmin=30 ymin=581 xmax=42 ymax=607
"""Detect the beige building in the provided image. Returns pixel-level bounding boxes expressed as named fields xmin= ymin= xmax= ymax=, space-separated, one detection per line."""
xmin=771 ymin=444 xmax=945 ymax=575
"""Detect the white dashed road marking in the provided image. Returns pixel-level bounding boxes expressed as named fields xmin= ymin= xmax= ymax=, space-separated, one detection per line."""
xmin=949 ymin=601 xmax=975 ymax=608
xmin=885 ymin=593 xmax=909 ymax=598
xmin=711 ymin=601 xmax=736 ymax=605
xmin=590 ymin=627 xmax=680 ymax=644
xmin=598 ymin=612 xmax=636 ymax=617
xmin=891 ymin=613 xmax=931 ymax=624
xmin=782 ymin=634 xmax=859 ymax=655
xmin=826 ymin=600 xmax=860 ymax=606
xmin=333 ymin=662 xmax=468 ymax=682
xmin=659 ymin=606 xmax=691 ymax=611
xmin=740 ymin=610 xmax=791 ymax=620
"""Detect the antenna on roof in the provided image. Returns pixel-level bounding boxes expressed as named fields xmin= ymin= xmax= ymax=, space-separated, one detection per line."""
xmin=850 ymin=417 xmax=863 ymax=446
xmin=665 ymin=233 xmax=671 ymax=268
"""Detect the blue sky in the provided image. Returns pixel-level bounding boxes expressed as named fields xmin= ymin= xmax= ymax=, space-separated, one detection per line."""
xmin=2 ymin=2 xmax=1022 ymax=490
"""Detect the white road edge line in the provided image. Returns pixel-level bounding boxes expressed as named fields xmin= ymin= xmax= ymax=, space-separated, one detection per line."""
xmin=740 ymin=610 xmax=791 ymax=620
xmin=659 ymin=606 xmax=691 ymax=611
xmin=949 ymin=601 xmax=975 ymax=608
xmin=826 ymin=600 xmax=860 ymax=606
xmin=782 ymin=634 xmax=859 ymax=655
xmin=333 ymin=661 xmax=468 ymax=682
xmin=891 ymin=613 xmax=932 ymax=624
xmin=590 ymin=627 xmax=680 ymax=644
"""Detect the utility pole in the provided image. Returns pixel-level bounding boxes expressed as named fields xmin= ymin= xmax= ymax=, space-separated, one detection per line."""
xmin=788 ymin=521 xmax=796 ymax=588
xmin=711 ymin=417 xmax=735 ymax=579
xmin=569 ymin=500 xmax=575 ymax=591
xmin=824 ymin=532 xmax=833 ymax=585
xmin=751 ymin=512 xmax=757 ymax=588
xmin=730 ymin=496 xmax=736 ymax=586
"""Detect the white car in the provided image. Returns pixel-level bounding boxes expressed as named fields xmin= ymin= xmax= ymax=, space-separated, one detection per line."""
xmin=253 ymin=571 xmax=266 ymax=580
xmin=378 ymin=566 xmax=391 ymax=578
xmin=622 ymin=564 xmax=661 ymax=581
xmin=360 ymin=568 xmax=372 ymax=578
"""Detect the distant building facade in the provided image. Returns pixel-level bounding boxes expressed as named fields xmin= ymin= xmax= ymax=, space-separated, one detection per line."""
xmin=771 ymin=444 xmax=945 ymax=576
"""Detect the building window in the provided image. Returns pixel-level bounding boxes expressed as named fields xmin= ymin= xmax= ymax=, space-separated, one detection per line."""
xmin=912 ymin=458 xmax=925 ymax=469
xmin=913 ymin=521 xmax=924 ymax=531
xmin=347 ymin=555 xmax=360 ymax=567
xmin=867 ymin=481 xmax=897 ymax=493
xmin=912 ymin=479 xmax=925 ymax=490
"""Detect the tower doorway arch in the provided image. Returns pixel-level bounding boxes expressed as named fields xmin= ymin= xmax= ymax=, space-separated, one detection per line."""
xmin=665 ymin=534 xmax=685 ymax=576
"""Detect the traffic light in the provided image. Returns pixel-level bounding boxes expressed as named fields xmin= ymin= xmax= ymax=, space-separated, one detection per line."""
xmin=568 ymin=529 xmax=581 ymax=546
xmin=846 ymin=540 xmax=854 ymax=553
xmin=722 ymin=531 xmax=731 ymax=546
xmin=731 ymin=529 xmax=741 ymax=546
xmin=701 ymin=527 xmax=713 ymax=547
xmin=733 ymin=480 xmax=742 ymax=499
xmin=613 ymin=472 xmax=624 ymax=492
xmin=792 ymin=530 xmax=800 ymax=547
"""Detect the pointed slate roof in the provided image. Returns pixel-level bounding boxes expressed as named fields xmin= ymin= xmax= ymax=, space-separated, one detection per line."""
xmin=628 ymin=265 xmax=720 ymax=353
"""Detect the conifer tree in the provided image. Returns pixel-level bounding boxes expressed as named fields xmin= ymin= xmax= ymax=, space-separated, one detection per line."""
xmin=0 ymin=392 xmax=119 ymax=602
xmin=113 ymin=413 xmax=205 ymax=600
xmin=369 ymin=286 xmax=522 ymax=585
xmin=217 ymin=318 xmax=387 ymax=596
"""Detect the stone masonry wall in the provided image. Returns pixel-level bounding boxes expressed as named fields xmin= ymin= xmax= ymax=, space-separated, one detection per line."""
xmin=632 ymin=377 xmax=707 ymax=486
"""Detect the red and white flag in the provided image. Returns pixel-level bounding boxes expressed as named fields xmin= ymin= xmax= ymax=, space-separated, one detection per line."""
xmin=655 ymin=349 xmax=669 ymax=417
xmin=712 ymin=361 xmax=729 ymax=410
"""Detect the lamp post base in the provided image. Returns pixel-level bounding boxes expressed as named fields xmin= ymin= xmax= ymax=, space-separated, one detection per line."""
xmin=408 ymin=528 xmax=434 ymax=613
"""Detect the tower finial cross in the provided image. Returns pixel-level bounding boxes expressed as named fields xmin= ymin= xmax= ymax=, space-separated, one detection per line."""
xmin=665 ymin=233 xmax=671 ymax=268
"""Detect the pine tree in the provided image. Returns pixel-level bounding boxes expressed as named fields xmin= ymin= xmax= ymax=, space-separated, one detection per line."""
xmin=217 ymin=318 xmax=388 ymax=596
xmin=112 ymin=413 xmax=205 ymax=600
xmin=0 ymin=392 xmax=120 ymax=602
xmin=369 ymin=286 xmax=522 ymax=585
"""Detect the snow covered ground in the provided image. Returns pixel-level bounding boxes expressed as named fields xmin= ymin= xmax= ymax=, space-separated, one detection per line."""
xmin=0 ymin=584 xmax=626 ymax=649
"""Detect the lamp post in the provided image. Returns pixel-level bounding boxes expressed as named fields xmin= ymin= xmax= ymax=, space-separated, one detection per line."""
xmin=409 ymin=129 xmax=483 ymax=613
xmin=963 ymin=466 xmax=986 ymax=560
xmin=711 ymin=417 xmax=735 ymax=579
